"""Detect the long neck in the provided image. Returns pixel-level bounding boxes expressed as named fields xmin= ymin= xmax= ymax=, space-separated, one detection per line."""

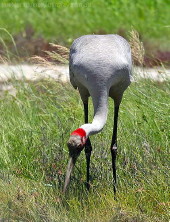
xmin=80 ymin=90 xmax=108 ymax=137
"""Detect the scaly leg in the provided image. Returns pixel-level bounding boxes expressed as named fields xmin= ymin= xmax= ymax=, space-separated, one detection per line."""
xmin=110 ymin=105 xmax=119 ymax=197
xmin=84 ymin=102 xmax=92 ymax=190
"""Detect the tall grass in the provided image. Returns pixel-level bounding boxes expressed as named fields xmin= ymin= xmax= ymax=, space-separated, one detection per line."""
xmin=0 ymin=78 xmax=169 ymax=221
xmin=0 ymin=0 xmax=170 ymax=49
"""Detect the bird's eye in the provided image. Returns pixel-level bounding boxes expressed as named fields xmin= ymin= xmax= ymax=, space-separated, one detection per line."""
xmin=81 ymin=136 xmax=86 ymax=145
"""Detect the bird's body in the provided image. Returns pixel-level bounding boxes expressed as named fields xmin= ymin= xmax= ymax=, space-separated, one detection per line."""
xmin=69 ymin=34 xmax=132 ymax=136
xmin=64 ymin=34 xmax=132 ymax=194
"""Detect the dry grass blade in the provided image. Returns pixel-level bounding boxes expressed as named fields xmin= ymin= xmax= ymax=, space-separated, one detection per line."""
xmin=29 ymin=43 xmax=69 ymax=66
xmin=129 ymin=29 xmax=145 ymax=66
xmin=49 ymin=43 xmax=69 ymax=60
xmin=0 ymin=55 xmax=8 ymax=64
xmin=44 ymin=50 xmax=69 ymax=64
xmin=29 ymin=56 xmax=52 ymax=66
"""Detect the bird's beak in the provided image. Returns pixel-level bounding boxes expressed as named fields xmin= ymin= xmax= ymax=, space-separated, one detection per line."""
xmin=63 ymin=156 xmax=77 ymax=193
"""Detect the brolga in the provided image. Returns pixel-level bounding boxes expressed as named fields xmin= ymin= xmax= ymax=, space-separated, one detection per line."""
xmin=63 ymin=34 xmax=132 ymax=195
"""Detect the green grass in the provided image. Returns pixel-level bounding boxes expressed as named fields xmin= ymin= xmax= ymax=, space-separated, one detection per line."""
xmin=0 ymin=0 xmax=170 ymax=49
xmin=0 ymin=78 xmax=169 ymax=221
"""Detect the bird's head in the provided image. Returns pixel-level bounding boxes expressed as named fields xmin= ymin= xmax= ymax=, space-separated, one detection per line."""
xmin=67 ymin=128 xmax=87 ymax=156
xmin=63 ymin=128 xmax=87 ymax=193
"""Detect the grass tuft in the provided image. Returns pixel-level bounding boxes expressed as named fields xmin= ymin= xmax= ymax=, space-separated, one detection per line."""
xmin=129 ymin=29 xmax=145 ymax=66
xmin=29 ymin=55 xmax=52 ymax=66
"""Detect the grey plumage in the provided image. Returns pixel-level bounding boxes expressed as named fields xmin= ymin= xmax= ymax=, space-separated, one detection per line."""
xmin=69 ymin=34 xmax=132 ymax=136
xmin=70 ymin=34 xmax=132 ymax=103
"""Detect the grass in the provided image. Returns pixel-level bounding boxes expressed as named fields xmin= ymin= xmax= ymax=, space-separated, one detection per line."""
xmin=0 ymin=0 xmax=170 ymax=49
xmin=0 ymin=77 xmax=169 ymax=221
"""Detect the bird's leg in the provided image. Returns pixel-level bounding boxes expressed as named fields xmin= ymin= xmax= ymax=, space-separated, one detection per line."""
xmin=110 ymin=105 xmax=119 ymax=197
xmin=84 ymin=102 xmax=92 ymax=190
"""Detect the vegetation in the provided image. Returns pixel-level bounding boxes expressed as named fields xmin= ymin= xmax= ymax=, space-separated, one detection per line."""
xmin=0 ymin=77 xmax=169 ymax=221
xmin=0 ymin=0 xmax=170 ymax=49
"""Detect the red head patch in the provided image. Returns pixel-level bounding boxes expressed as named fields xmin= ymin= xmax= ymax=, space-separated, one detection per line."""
xmin=71 ymin=128 xmax=86 ymax=138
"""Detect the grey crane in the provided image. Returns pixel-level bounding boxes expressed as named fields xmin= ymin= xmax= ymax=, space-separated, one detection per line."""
xmin=63 ymin=34 xmax=132 ymax=195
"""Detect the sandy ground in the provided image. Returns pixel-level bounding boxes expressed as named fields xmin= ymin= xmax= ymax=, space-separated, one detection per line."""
xmin=0 ymin=64 xmax=169 ymax=95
